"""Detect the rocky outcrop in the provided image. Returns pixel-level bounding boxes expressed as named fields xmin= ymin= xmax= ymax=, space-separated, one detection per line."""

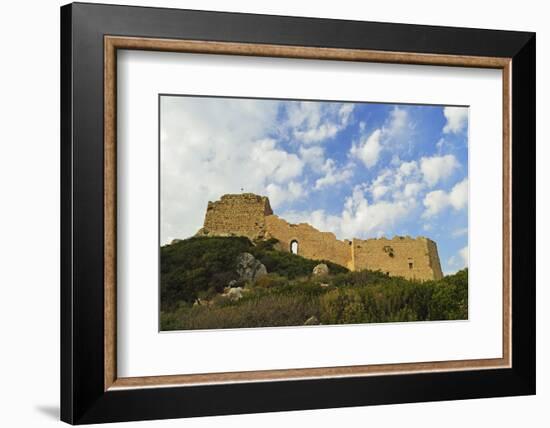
xmin=236 ymin=252 xmax=267 ymax=283
xmin=312 ymin=263 xmax=329 ymax=277
xmin=225 ymin=287 xmax=244 ymax=301
xmin=304 ymin=315 xmax=320 ymax=325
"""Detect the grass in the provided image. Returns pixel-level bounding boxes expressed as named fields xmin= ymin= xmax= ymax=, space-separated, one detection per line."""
xmin=160 ymin=236 xmax=347 ymax=310
xmin=160 ymin=236 xmax=468 ymax=331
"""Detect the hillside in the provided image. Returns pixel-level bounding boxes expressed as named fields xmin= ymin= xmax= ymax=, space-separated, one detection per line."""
xmin=160 ymin=236 xmax=467 ymax=331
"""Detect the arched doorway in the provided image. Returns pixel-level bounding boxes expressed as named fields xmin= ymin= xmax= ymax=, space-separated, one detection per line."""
xmin=290 ymin=240 xmax=299 ymax=255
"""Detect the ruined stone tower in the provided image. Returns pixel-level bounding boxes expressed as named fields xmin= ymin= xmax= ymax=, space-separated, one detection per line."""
xmin=195 ymin=193 xmax=443 ymax=281
xmin=196 ymin=193 xmax=273 ymax=241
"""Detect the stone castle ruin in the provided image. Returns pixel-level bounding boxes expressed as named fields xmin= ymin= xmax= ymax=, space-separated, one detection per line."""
xmin=195 ymin=193 xmax=443 ymax=281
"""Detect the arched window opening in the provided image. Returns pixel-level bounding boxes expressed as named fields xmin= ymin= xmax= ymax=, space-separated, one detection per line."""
xmin=290 ymin=240 xmax=299 ymax=255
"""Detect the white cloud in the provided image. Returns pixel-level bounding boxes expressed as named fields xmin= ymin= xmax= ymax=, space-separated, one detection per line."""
xmin=403 ymin=182 xmax=423 ymax=198
xmin=314 ymin=159 xmax=353 ymax=190
xmin=452 ymin=227 xmax=468 ymax=237
xmin=161 ymin=96 xmax=469 ymax=251
xmin=338 ymin=103 xmax=354 ymax=122
xmin=371 ymin=183 xmax=389 ymax=200
xmin=350 ymin=128 xmax=382 ymax=168
xmin=300 ymin=146 xmax=355 ymax=191
xmin=369 ymin=170 xmax=392 ymax=200
xmin=285 ymin=184 xmax=413 ymax=240
xmin=350 ymin=107 xmax=413 ymax=168
xmin=443 ymin=106 xmax=468 ymax=134
xmin=423 ymin=190 xmax=449 ymax=218
xmin=447 ymin=245 xmax=469 ymax=273
xmin=423 ymin=178 xmax=469 ymax=217
xmin=448 ymin=178 xmax=468 ymax=209
xmin=339 ymin=186 xmax=412 ymax=238
xmin=288 ymin=155 xmax=430 ymax=240
xmin=385 ymin=106 xmax=409 ymax=137
xmin=161 ymin=96 xmax=308 ymax=243
xmin=459 ymin=246 xmax=469 ymax=267
xmin=399 ymin=160 xmax=419 ymax=176
xmin=299 ymin=146 xmax=325 ymax=169
xmin=251 ymin=139 xmax=303 ymax=183
xmin=420 ymin=154 xmax=459 ymax=187
xmin=266 ymin=181 xmax=305 ymax=208
xmin=294 ymin=123 xmax=340 ymax=143
xmin=367 ymin=160 xmax=424 ymax=204
xmin=287 ymin=101 xmax=354 ymax=144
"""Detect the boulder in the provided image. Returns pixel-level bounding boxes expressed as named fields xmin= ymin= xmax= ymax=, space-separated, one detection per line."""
xmin=312 ymin=263 xmax=329 ymax=277
xmin=236 ymin=252 xmax=267 ymax=282
xmin=304 ymin=315 xmax=320 ymax=325
xmin=225 ymin=287 xmax=244 ymax=301
xmin=254 ymin=263 xmax=267 ymax=278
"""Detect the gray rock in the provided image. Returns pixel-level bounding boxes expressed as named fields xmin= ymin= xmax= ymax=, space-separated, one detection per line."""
xmin=312 ymin=263 xmax=329 ymax=276
xmin=254 ymin=263 xmax=267 ymax=278
xmin=236 ymin=252 xmax=268 ymax=282
xmin=304 ymin=315 xmax=320 ymax=325
xmin=225 ymin=287 xmax=244 ymax=301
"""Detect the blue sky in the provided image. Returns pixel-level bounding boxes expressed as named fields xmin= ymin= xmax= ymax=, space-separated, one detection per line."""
xmin=160 ymin=96 xmax=469 ymax=274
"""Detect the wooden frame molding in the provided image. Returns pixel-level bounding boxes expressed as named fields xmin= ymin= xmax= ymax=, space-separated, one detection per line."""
xmin=104 ymin=35 xmax=512 ymax=391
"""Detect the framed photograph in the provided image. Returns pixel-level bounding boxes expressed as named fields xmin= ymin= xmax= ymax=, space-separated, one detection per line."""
xmin=60 ymin=2 xmax=535 ymax=424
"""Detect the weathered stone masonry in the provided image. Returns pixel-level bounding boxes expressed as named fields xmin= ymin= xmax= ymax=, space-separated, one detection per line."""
xmin=196 ymin=193 xmax=444 ymax=280
xmin=264 ymin=215 xmax=352 ymax=269
xmin=197 ymin=193 xmax=273 ymax=241
xmin=351 ymin=237 xmax=443 ymax=280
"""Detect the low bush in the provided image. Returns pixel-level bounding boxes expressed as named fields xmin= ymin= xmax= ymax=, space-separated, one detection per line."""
xmin=253 ymin=273 xmax=288 ymax=289
xmin=160 ymin=236 xmax=468 ymax=330
xmin=161 ymin=268 xmax=468 ymax=330
xmin=161 ymin=236 xmax=348 ymax=309
xmin=318 ymin=273 xmax=467 ymax=325
xmin=161 ymin=293 xmax=319 ymax=330
xmin=160 ymin=236 xmax=250 ymax=310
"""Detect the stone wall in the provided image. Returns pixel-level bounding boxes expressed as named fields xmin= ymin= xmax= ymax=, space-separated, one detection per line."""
xmin=264 ymin=215 xmax=352 ymax=269
xmin=426 ymin=239 xmax=444 ymax=280
xmin=196 ymin=193 xmax=273 ymax=241
xmin=351 ymin=237 xmax=443 ymax=280
xmin=194 ymin=193 xmax=444 ymax=280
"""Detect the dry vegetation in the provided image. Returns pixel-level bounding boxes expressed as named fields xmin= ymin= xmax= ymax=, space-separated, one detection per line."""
xmin=160 ymin=237 xmax=467 ymax=331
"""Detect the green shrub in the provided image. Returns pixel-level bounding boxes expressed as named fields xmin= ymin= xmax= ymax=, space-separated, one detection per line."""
xmin=329 ymin=269 xmax=393 ymax=287
xmin=253 ymin=273 xmax=288 ymax=289
xmin=252 ymin=249 xmax=348 ymax=279
xmin=320 ymin=288 xmax=366 ymax=324
xmin=160 ymin=236 xmax=251 ymax=310
xmin=428 ymin=269 xmax=468 ymax=320
xmin=160 ymin=236 xmax=348 ymax=309
xmin=317 ymin=269 xmax=468 ymax=325
xmin=160 ymin=235 xmax=468 ymax=329
xmin=160 ymin=293 xmax=320 ymax=330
